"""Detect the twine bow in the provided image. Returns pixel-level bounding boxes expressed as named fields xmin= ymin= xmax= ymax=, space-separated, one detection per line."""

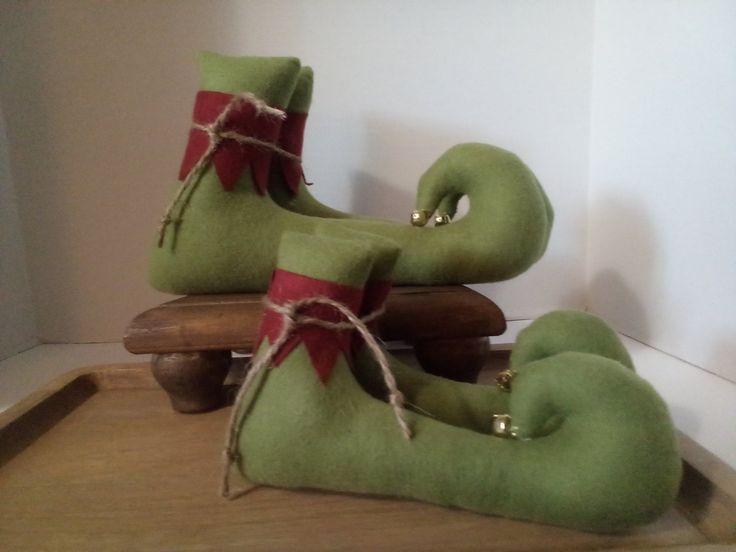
xmin=157 ymin=92 xmax=302 ymax=247
xmin=221 ymin=295 xmax=412 ymax=499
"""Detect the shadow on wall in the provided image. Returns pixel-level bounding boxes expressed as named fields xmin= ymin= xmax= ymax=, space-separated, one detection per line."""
xmin=708 ymin=337 xmax=736 ymax=384
xmin=351 ymin=170 xmax=414 ymax=222
xmin=0 ymin=2 xmax=249 ymax=342
xmin=471 ymin=251 xmax=587 ymax=319
xmin=349 ymin=115 xmax=489 ymax=221
xmin=589 ymin=269 xmax=650 ymax=340
xmin=587 ymin=197 xmax=659 ymax=343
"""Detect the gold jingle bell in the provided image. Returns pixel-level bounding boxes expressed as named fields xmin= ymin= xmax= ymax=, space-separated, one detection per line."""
xmin=495 ymin=369 xmax=517 ymax=392
xmin=491 ymin=414 xmax=516 ymax=438
xmin=434 ymin=213 xmax=451 ymax=226
xmin=410 ymin=209 xmax=431 ymax=227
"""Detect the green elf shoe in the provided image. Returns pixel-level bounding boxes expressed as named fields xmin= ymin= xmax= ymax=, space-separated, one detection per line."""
xmin=225 ymin=231 xmax=682 ymax=533
xmin=149 ymin=52 xmax=553 ymax=294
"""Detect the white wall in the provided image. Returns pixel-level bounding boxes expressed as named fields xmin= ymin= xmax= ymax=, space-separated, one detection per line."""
xmin=626 ymin=335 xmax=736 ymax=470
xmin=0 ymin=0 xmax=595 ymax=342
xmin=0 ymin=100 xmax=37 ymax=360
xmin=588 ymin=1 xmax=736 ymax=465
xmin=588 ymin=0 xmax=736 ymax=383
xmin=236 ymin=1 xmax=595 ymax=321
xmin=0 ymin=1 xmax=215 ymax=343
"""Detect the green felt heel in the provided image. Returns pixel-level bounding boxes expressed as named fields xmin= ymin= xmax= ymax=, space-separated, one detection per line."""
xmin=149 ymin=53 xmax=553 ymax=294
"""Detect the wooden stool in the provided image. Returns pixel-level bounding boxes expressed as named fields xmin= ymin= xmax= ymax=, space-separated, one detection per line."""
xmin=123 ymin=286 xmax=506 ymax=413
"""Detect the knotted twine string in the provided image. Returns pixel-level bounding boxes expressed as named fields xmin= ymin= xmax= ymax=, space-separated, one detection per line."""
xmin=221 ymin=296 xmax=413 ymax=499
xmin=157 ymin=92 xmax=302 ymax=246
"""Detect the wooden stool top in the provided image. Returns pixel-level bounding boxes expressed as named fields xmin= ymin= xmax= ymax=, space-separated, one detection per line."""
xmin=124 ymin=286 xmax=506 ymax=355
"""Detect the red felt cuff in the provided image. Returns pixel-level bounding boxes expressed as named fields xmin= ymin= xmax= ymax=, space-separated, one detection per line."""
xmin=277 ymin=111 xmax=308 ymax=195
xmin=178 ymin=91 xmax=284 ymax=194
xmin=256 ymin=269 xmax=364 ymax=383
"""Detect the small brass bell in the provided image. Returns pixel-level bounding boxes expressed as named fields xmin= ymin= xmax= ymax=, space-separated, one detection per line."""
xmin=434 ymin=213 xmax=451 ymax=226
xmin=495 ymin=369 xmax=516 ymax=392
xmin=410 ymin=209 xmax=431 ymax=227
xmin=491 ymin=414 xmax=515 ymax=438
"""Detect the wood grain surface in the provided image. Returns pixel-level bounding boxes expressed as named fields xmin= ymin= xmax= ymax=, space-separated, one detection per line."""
xmin=123 ymin=286 xmax=507 ymax=354
xmin=1 ymin=363 xmax=734 ymax=552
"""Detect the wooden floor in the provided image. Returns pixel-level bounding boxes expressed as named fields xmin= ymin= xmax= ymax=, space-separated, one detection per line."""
xmin=0 ymin=364 xmax=733 ymax=552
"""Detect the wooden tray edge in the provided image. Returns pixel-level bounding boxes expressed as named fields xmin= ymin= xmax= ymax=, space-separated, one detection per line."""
xmin=0 ymin=362 xmax=152 ymax=467
xmin=677 ymin=434 xmax=736 ymax=542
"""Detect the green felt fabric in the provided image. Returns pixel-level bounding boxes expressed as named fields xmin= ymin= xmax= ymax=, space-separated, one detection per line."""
xmin=315 ymin=221 xmax=400 ymax=280
xmin=354 ymin=349 xmax=506 ymax=433
xmin=286 ymin=66 xmax=313 ymax=116
xmin=198 ymin=51 xmax=300 ymax=107
xmin=511 ymin=310 xmax=634 ymax=371
xmin=234 ymin=233 xmax=681 ymax=533
xmin=149 ymin=53 xmax=553 ymax=294
xmin=315 ymin=222 xmax=505 ymax=432
xmin=268 ymin=167 xmax=360 ymax=219
xmin=277 ymin=231 xmax=373 ymax=288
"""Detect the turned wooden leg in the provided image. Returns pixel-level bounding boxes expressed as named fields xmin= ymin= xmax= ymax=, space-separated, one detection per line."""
xmin=151 ymin=351 xmax=231 ymax=413
xmin=412 ymin=336 xmax=489 ymax=383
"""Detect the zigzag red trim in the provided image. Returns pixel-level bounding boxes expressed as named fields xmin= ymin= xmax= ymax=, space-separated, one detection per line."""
xmin=178 ymin=91 xmax=283 ymax=194
xmin=277 ymin=111 xmax=308 ymax=195
xmin=256 ymin=269 xmax=364 ymax=383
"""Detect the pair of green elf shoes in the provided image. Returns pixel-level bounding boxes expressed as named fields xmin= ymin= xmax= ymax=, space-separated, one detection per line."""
xmin=148 ymin=52 xmax=553 ymax=294
xmin=149 ymin=52 xmax=681 ymax=533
